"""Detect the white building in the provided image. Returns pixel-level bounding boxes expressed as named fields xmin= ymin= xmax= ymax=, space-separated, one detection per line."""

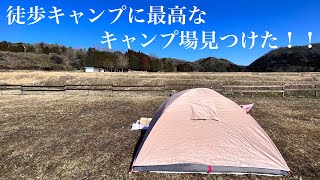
xmin=84 ymin=67 xmax=95 ymax=72
xmin=84 ymin=67 xmax=105 ymax=72
xmin=97 ymin=68 xmax=105 ymax=72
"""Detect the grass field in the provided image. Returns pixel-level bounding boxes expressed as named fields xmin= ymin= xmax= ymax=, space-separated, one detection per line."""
xmin=0 ymin=71 xmax=319 ymax=179
xmin=0 ymin=71 xmax=319 ymax=86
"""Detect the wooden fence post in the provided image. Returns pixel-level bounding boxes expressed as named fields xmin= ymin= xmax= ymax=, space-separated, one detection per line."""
xmin=315 ymin=84 xmax=318 ymax=97
xmin=282 ymin=83 xmax=285 ymax=98
xmin=231 ymin=87 xmax=233 ymax=96
xmin=112 ymin=83 xmax=114 ymax=96
xmin=251 ymin=83 xmax=253 ymax=98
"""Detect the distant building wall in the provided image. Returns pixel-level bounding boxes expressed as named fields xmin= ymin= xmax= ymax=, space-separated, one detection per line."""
xmin=84 ymin=67 xmax=95 ymax=72
xmin=97 ymin=68 xmax=105 ymax=72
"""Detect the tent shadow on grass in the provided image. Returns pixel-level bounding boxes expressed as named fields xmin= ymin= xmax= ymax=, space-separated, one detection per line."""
xmin=129 ymin=130 xmax=146 ymax=171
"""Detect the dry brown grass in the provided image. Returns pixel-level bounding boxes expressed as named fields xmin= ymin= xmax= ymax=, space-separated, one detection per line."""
xmin=0 ymin=71 xmax=319 ymax=86
xmin=0 ymin=71 xmax=319 ymax=179
xmin=0 ymin=94 xmax=319 ymax=179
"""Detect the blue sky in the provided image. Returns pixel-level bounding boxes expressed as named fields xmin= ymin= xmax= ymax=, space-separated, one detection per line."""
xmin=1 ymin=0 xmax=320 ymax=65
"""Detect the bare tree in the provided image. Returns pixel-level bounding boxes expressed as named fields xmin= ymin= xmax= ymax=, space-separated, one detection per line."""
xmin=106 ymin=61 xmax=115 ymax=72
xmin=64 ymin=48 xmax=76 ymax=60
xmin=116 ymin=53 xmax=128 ymax=72
xmin=34 ymin=42 xmax=44 ymax=54
xmin=149 ymin=53 xmax=157 ymax=59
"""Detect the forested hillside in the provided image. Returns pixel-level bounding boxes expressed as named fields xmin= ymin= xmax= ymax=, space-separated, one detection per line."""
xmin=1 ymin=41 xmax=319 ymax=72
xmin=247 ymin=44 xmax=320 ymax=72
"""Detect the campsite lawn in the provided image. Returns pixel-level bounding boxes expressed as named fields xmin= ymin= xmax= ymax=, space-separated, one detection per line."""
xmin=0 ymin=94 xmax=319 ymax=179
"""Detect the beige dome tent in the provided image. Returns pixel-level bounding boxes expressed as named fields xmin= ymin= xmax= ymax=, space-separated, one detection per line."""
xmin=132 ymin=88 xmax=291 ymax=176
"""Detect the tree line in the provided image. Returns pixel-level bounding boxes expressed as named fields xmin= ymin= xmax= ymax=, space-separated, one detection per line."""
xmin=0 ymin=41 xmax=176 ymax=72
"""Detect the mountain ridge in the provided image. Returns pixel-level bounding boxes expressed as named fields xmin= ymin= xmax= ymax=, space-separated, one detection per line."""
xmin=0 ymin=41 xmax=319 ymax=72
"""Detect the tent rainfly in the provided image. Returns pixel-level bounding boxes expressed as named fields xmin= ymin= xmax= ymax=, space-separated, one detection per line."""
xmin=132 ymin=88 xmax=291 ymax=176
